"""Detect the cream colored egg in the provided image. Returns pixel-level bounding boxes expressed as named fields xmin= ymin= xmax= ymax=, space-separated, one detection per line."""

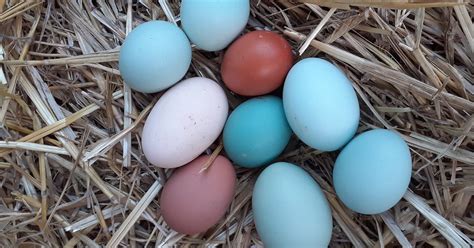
xmin=142 ymin=77 xmax=228 ymax=168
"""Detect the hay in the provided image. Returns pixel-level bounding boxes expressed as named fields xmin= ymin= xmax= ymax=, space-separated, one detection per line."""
xmin=0 ymin=0 xmax=473 ymax=247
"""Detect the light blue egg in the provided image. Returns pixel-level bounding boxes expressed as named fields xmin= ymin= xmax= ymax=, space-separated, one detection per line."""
xmin=180 ymin=0 xmax=249 ymax=51
xmin=283 ymin=58 xmax=360 ymax=151
xmin=119 ymin=21 xmax=191 ymax=93
xmin=333 ymin=129 xmax=412 ymax=214
xmin=223 ymin=96 xmax=292 ymax=168
xmin=253 ymin=162 xmax=333 ymax=247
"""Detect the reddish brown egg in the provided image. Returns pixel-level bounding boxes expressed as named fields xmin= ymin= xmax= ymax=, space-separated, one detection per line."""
xmin=160 ymin=155 xmax=236 ymax=235
xmin=221 ymin=30 xmax=293 ymax=96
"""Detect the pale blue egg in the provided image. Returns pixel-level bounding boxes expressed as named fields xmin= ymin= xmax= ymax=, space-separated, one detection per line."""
xmin=283 ymin=58 xmax=360 ymax=151
xmin=253 ymin=162 xmax=333 ymax=247
xmin=119 ymin=21 xmax=191 ymax=93
xmin=180 ymin=0 xmax=249 ymax=51
xmin=223 ymin=96 xmax=292 ymax=168
xmin=333 ymin=129 xmax=412 ymax=214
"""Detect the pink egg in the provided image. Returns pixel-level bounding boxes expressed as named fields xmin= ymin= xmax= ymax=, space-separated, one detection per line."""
xmin=142 ymin=77 xmax=228 ymax=168
xmin=160 ymin=155 xmax=236 ymax=235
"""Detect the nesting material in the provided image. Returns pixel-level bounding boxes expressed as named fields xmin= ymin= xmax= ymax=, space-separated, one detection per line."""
xmin=0 ymin=0 xmax=472 ymax=247
xmin=303 ymin=0 xmax=470 ymax=8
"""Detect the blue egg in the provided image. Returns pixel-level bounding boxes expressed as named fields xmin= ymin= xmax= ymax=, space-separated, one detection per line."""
xmin=119 ymin=21 xmax=191 ymax=93
xmin=283 ymin=58 xmax=360 ymax=151
xmin=223 ymin=96 xmax=292 ymax=168
xmin=253 ymin=162 xmax=333 ymax=247
xmin=333 ymin=129 xmax=412 ymax=214
xmin=180 ymin=0 xmax=249 ymax=51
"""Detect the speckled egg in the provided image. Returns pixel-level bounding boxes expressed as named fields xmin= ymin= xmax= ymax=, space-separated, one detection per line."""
xmin=141 ymin=77 xmax=228 ymax=168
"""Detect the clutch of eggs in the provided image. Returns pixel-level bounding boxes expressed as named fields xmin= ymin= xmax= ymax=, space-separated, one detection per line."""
xmin=118 ymin=12 xmax=414 ymax=246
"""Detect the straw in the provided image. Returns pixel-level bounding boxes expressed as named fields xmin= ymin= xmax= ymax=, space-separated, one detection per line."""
xmin=0 ymin=0 xmax=472 ymax=247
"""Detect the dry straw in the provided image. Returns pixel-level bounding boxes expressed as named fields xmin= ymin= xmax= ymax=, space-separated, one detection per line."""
xmin=0 ymin=0 xmax=472 ymax=247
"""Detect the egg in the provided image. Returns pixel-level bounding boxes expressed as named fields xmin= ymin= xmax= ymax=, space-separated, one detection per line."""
xmin=333 ymin=129 xmax=412 ymax=214
xmin=223 ymin=96 xmax=291 ymax=168
xmin=160 ymin=155 xmax=236 ymax=235
xmin=283 ymin=58 xmax=360 ymax=151
xmin=253 ymin=162 xmax=333 ymax=247
xmin=141 ymin=77 xmax=228 ymax=168
xmin=221 ymin=31 xmax=294 ymax=96
xmin=180 ymin=0 xmax=249 ymax=51
xmin=119 ymin=21 xmax=191 ymax=93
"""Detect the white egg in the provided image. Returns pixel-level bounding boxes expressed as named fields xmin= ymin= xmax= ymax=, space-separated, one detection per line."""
xmin=141 ymin=77 xmax=228 ymax=168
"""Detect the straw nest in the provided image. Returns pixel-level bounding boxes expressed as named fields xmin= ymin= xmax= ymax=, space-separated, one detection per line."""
xmin=0 ymin=0 xmax=473 ymax=247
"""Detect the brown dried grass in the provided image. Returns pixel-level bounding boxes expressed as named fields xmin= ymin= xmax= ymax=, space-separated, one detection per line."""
xmin=0 ymin=0 xmax=473 ymax=247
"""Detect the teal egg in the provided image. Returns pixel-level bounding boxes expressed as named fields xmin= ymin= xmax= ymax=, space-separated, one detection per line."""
xmin=283 ymin=58 xmax=360 ymax=151
xmin=253 ymin=162 xmax=333 ymax=247
xmin=119 ymin=21 xmax=191 ymax=93
xmin=223 ymin=96 xmax=291 ymax=168
xmin=181 ymin=0 xmax=249 ymax=51
xmin=333 ymin=129 xmax=412 ymax=214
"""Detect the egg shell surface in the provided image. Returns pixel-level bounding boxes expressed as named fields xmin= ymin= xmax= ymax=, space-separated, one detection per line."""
xmin=160 ymin=155 xmax=236 ymax=235
xmin=221 ymin=30 xmax=293 ymax=96
xmin=141 ymin=77 xmax=228 ymax=168
xmin=119 ymin=21 xmax=191 ymax=93
xmin=253 ymin=162 xmax=333 ymax=247
xmin=223 ymin=96 xmax=291 ymax=168
xmin=283 ymin=58 xmax=360 ymax=151
xmin=333 ymin=129 xmax=412 ymax=214
xmin=180 ymin=0 xmax=249 ymax=51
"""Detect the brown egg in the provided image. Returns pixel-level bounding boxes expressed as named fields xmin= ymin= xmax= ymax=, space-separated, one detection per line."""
xmin=221 ymin=30 xmax=293 ymax=96
xmin=160 ymin=155 xmax=236 ymax=235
